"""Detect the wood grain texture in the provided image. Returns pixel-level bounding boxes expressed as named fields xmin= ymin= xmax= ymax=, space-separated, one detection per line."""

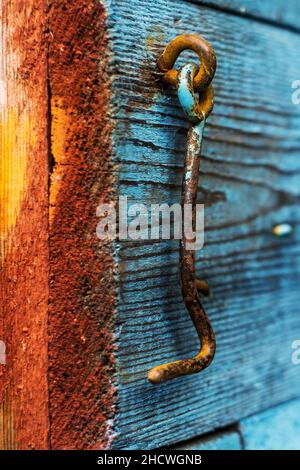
xmin=172 ymin=427 xmax=242 ymax=450
xmin=1 ymin=0 xmax=300 ymax=450
xmin=193 ymin=0 xmax=300 ymax=31
xmin=48 ymin=0 xmax=117 ymax=449
xmin=172 ymin=397 xmax=300 ymax=449
xmin=0 ymin=0 xmax=49 ymax=449
xmin=105 ymin=0 xmax=300 ymax=449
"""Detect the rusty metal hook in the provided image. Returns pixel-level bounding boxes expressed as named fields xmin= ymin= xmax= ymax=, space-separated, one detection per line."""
xmin=157 ymin=33 xmax=216 ymax=91
xmin=148 ymin=36 xmax=217 ymax=384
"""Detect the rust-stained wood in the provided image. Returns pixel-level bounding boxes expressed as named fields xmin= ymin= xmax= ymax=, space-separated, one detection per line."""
xmin=0 ymin=0 xmax=49 ymax=449
xmin=0 ymin=0 xmax=117 ymax=450
xmin=47 ymin=0 xmax=117 ymax=450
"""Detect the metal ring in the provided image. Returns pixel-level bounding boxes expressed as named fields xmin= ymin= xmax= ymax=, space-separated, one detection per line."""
xmin=157 ymin=34 xmax=216 ymax=91
xmin=177 ymin=64 xmax=214 ymax=123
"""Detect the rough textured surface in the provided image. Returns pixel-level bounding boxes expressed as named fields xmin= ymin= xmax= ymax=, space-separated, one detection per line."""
xmin=1 ymin=0 xmax=300 ymax=451
xmin=107 ymin=0 xmax=300 ymax=449
xmin=171 ymin=397 xmax=300 ymax=449
xmin=172 ymin=426 xmax=242 ymax=450
xmin=48 ymin=0 xmax=117 ymax=450
xmin=0 ymin=0 xmax=49 ymax=449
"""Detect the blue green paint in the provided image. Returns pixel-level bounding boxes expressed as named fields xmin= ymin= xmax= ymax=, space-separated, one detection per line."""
xmin=177 ymin=64 xmax=202 ymax=123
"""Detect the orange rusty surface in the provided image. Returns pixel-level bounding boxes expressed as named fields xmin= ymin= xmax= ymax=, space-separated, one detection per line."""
xmin=0 ymin=0 xmax=49 ymax=449
xmin=48 ymin=0 xmax=117 ymax=449
xmin=157 ymin=33 xmax=217 ymax=91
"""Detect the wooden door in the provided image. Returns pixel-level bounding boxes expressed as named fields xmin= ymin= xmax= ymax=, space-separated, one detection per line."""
xmin=1 ymin=0 xmax=300 ymax=450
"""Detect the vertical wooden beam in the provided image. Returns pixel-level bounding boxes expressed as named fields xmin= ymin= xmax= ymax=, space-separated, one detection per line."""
xmin=0 ymin=0 xmax=49 ymax=449
xmin=48 ymin=1 xmax=117 ymax=449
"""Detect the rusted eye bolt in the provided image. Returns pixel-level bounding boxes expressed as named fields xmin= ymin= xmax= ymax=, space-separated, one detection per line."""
xmin=148 ymin=34 xmax=217 ymax=384
xmin=176 ymin=63 xmax=214 ymax=122
xmin=157 ymin=33 xmax=217 ymax=91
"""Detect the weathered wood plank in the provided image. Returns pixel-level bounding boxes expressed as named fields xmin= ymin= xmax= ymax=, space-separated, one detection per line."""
xmin=48 ymin=0 xmax=117 ymax=449
xmin=240 ymin=398 xmax=300 ymax=449
xmin=193 ymin=0 xmax=300 ymax=31
xmin=172 ymin=427 xmax=242 ymax=450
xmin=0 ymin=0 xmax=49 ymax=449
xmin=3 ymin=0 xmax=298 ymax=450
xmin=106 ymin=0 xmax=300 ymax=449
xmin=172 ymin=397 xmax=300 ymax=449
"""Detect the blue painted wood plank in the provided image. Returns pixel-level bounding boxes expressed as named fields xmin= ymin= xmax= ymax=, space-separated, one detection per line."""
xmin=193 ymin=1 xmax=300 ymax=31
xmin=173 ymin=398 xmax=300 ymax=449
xmin=104 ymin=0 xmax=300 ymax=450
xmin=240 ymin=398 xmax=300 ymax=450
xmin=172 ymin=429 xmax=242 ymax=450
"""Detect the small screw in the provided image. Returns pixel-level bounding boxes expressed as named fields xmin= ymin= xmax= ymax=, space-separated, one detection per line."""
xmin=272 ymin=223 xmax=293 ymax=237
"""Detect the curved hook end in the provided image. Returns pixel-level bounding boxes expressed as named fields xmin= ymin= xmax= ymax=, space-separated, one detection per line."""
xmin=147 ymin=342 xmax=216 ymax=384
xmin=147 ymin=368 xmax=163 ymax=385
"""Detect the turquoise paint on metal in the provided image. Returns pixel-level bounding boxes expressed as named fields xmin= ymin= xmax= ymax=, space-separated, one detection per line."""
xmin=177 ymin=64 xmax=203 ymax=123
